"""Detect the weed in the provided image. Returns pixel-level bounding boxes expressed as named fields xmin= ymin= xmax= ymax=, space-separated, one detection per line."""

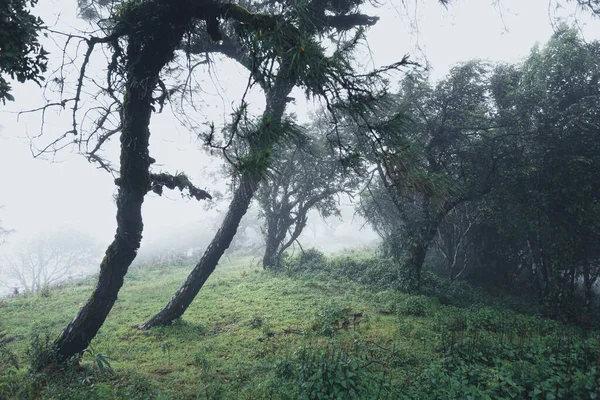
xmin=249 ymin=315 xmax=264 ymax=329
xmin=161 ymin=341 xmax=173 ymax=366
xmin=398 ymin=295 xmax=432 ymax=317
xmin=25 ymin=328 xmax=60 ymax=371
xmin=82 ymin=345 xmax=113 ymax=375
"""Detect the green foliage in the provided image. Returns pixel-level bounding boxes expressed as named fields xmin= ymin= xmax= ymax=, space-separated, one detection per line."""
xmin=409 ymin=333 xmax=600 ymax=400
xmin=0 ymin=0 xmax=48 ymax=103
xmin=192 ymin=353 xmax=211 ymax=375
xmin=311 ymin=301 xmax=348 ymax=337
xmin=1 ymin=255 xmax=598 ymax=399
xmin=397 ymin=295 xmax=433 ymax=317
xmin=0 ymin=323 xmax=21 ymax=398
xmin=277 ymin=344 xmax=400 ymax=400
xmin=83 ymin=345 xmax=113 ymax=375
xmin=248 ymin=314 xmax=264 ymax=329
xmin=281 ymin=248 xmax=330 ymax=273
xmin=25 ymin=328 xmax=60 ymax=371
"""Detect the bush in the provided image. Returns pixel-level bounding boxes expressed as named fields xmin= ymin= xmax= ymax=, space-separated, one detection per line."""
xmin=25 ymin=328 xmax=61 ymax=371
xmin=407 ymin=334 xmax=600 ymax=400
xmin=466 ymin=306 xmax=504 ymax=333
xmin=398 ymin=295 xmax=434 ymax=317
xmin=311 ymin=301 xmax=348 ymax=337
xmin=331 ymin=255 xmax=410 ymax=291
xmin=281 ymin=248 xmax=329 ymax=273
xmin=292 ymin=345 xmax=398 ymax=400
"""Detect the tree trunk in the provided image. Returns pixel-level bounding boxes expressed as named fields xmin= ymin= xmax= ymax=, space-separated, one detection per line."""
xmin=407 ymin=240 xmax=427 ymax=291
xmin=138 ymin=179 xmax=255 ymax=329
xmin=407 ymin=203 xmax=448 ymax=291
xmin=139 ymin=79 xmax=293 ymax=329
xmin=262 ymin=223 xmax=280 ymax=270
xmin=52 ymin=26 xmax=186 ymax=362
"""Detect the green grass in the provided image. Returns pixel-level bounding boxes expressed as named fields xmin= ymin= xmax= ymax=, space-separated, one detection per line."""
xmin=1 ymin=256 xmax=599 ymax=399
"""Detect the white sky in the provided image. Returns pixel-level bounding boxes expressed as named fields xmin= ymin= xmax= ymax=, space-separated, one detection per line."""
xmin=1 ymin=0 xmax=599 ymax=290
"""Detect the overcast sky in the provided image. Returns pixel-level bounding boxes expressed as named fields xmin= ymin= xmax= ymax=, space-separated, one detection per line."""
xmin=1 ymin=0 xmax=599 ymax=290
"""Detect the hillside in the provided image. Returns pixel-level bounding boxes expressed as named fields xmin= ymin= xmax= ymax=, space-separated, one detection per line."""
xmin=1 ymin=254 xmax=599 ymax=399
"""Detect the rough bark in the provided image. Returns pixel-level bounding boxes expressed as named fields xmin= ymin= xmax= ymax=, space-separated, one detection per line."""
xmin=52 ymin=25 xmax=187 ymax=362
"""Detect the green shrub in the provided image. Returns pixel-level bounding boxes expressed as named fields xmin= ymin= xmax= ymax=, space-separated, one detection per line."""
xmin=407 ymin=335 xmax=600 ymax=400
xmin=25 ymin=328 xmax=61 ymax=371
xmin=281 ymin=248 xmax=329 ymax=273
xmin=311 ymin=301 xmax=348 ymax=337
xmin=398 ymin=295 xmax=433 ymax=317
xmin=330 ymin=255 xmax=411 ymax=291
xmin=294 ymin=345 xmax=397 ymax=400
xmin=466 ymin=306 xmax=505 ymax=333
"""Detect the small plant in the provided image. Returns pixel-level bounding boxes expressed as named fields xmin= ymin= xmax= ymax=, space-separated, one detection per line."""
xmin=398 ymin=295 xmax=432 ymax=317
xmin=249 ymin=315 xmax=264 ymax=329
xmin=311 ymin=302 xmax=348 ymax=337
xmin=83 ymin=345 xmax=113 ymax=375
xmin=162 ymin=341 xmax=173 ymax=366
xmin=25 ymin=328 xmax=59 ymax=371
xmin=40 ymin=285 xmax=51 ymax=298
xmin=274 ymin=358 xmax=296 ymax=380
xmin=295 ymin=344 xmax=397 ymax=399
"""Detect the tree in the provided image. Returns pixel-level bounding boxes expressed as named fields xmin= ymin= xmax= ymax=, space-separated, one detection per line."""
xmin=27 ymin=0 xmax=443 ymax=360
xmin=433 ymin=202 xmax=478 ymax=281
xmin=137 ymin=0 xmax=402 ymax=329
xmin=0 ymin=0 xmax=48 ymax=103
xmin=2 ymin=230 xmax=98 ymax=294
xmin=358 ymin=62 xmax=502 ymax=290
xmin=27 ymin=0 xmax=220 ymax=364
xmin=466 ymin=26 xmax=600 ymax=317
xmin=257 ymin=126 xmax=357 ymax=270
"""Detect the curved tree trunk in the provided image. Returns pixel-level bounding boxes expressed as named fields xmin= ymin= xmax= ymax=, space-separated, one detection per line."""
xmin=137 ymin=179 xmax=256 ymax=329
xmin=52 ymin=26 xmax=186 ymax=362
xmin=139 ymin=79 xmax=293 ymax=329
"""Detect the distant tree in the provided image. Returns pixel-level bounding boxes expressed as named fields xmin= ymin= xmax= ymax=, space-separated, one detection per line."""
xmin=257 ymin=127 xmax=357 ymax=270
xmin=2 ymin=230 xmax=98 ymax=294
xmin=467 ymin=26 xmax=600 ymax=316
xmin=358 ymin=62 xmax=503 ymax=290
xmin=0 ymin=0 xmax=48 ymax=104
xmin=0 ymin=224 xmax=9 ymax=246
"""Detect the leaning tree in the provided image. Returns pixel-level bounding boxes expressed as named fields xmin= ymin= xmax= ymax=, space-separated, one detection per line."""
xmin=27 ymin=0 xmax=401 ymax=360
xmin=137 ymin=0 xmax=413 ymax=329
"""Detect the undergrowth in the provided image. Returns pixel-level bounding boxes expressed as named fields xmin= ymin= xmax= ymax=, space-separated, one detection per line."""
xmin=0 ymin=254 xmax=598 ymax=399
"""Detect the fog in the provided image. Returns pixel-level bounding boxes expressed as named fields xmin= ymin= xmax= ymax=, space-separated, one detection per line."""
xmin=1 ymin=0 xmax=599 ymax=297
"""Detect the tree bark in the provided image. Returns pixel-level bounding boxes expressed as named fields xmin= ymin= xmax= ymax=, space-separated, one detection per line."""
xmin=52 ymin=25 xmax=186 ymax=362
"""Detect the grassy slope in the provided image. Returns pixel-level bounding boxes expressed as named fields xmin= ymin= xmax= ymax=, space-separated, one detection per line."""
xmin=1 ymin=256 xmax=599 ymax=399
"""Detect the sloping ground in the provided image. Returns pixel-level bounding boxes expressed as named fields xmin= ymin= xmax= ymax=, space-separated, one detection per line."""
xmin=1 ymin=256 xmax=599 ymax=399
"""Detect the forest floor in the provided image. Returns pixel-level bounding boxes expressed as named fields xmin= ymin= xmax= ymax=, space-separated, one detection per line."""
xmin=1 ymin=255 xmax=599 ymax=399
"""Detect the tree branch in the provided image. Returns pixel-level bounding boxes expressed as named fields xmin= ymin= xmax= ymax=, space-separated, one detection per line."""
xmin=147 ymin=172 xmax=212 ymax=201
